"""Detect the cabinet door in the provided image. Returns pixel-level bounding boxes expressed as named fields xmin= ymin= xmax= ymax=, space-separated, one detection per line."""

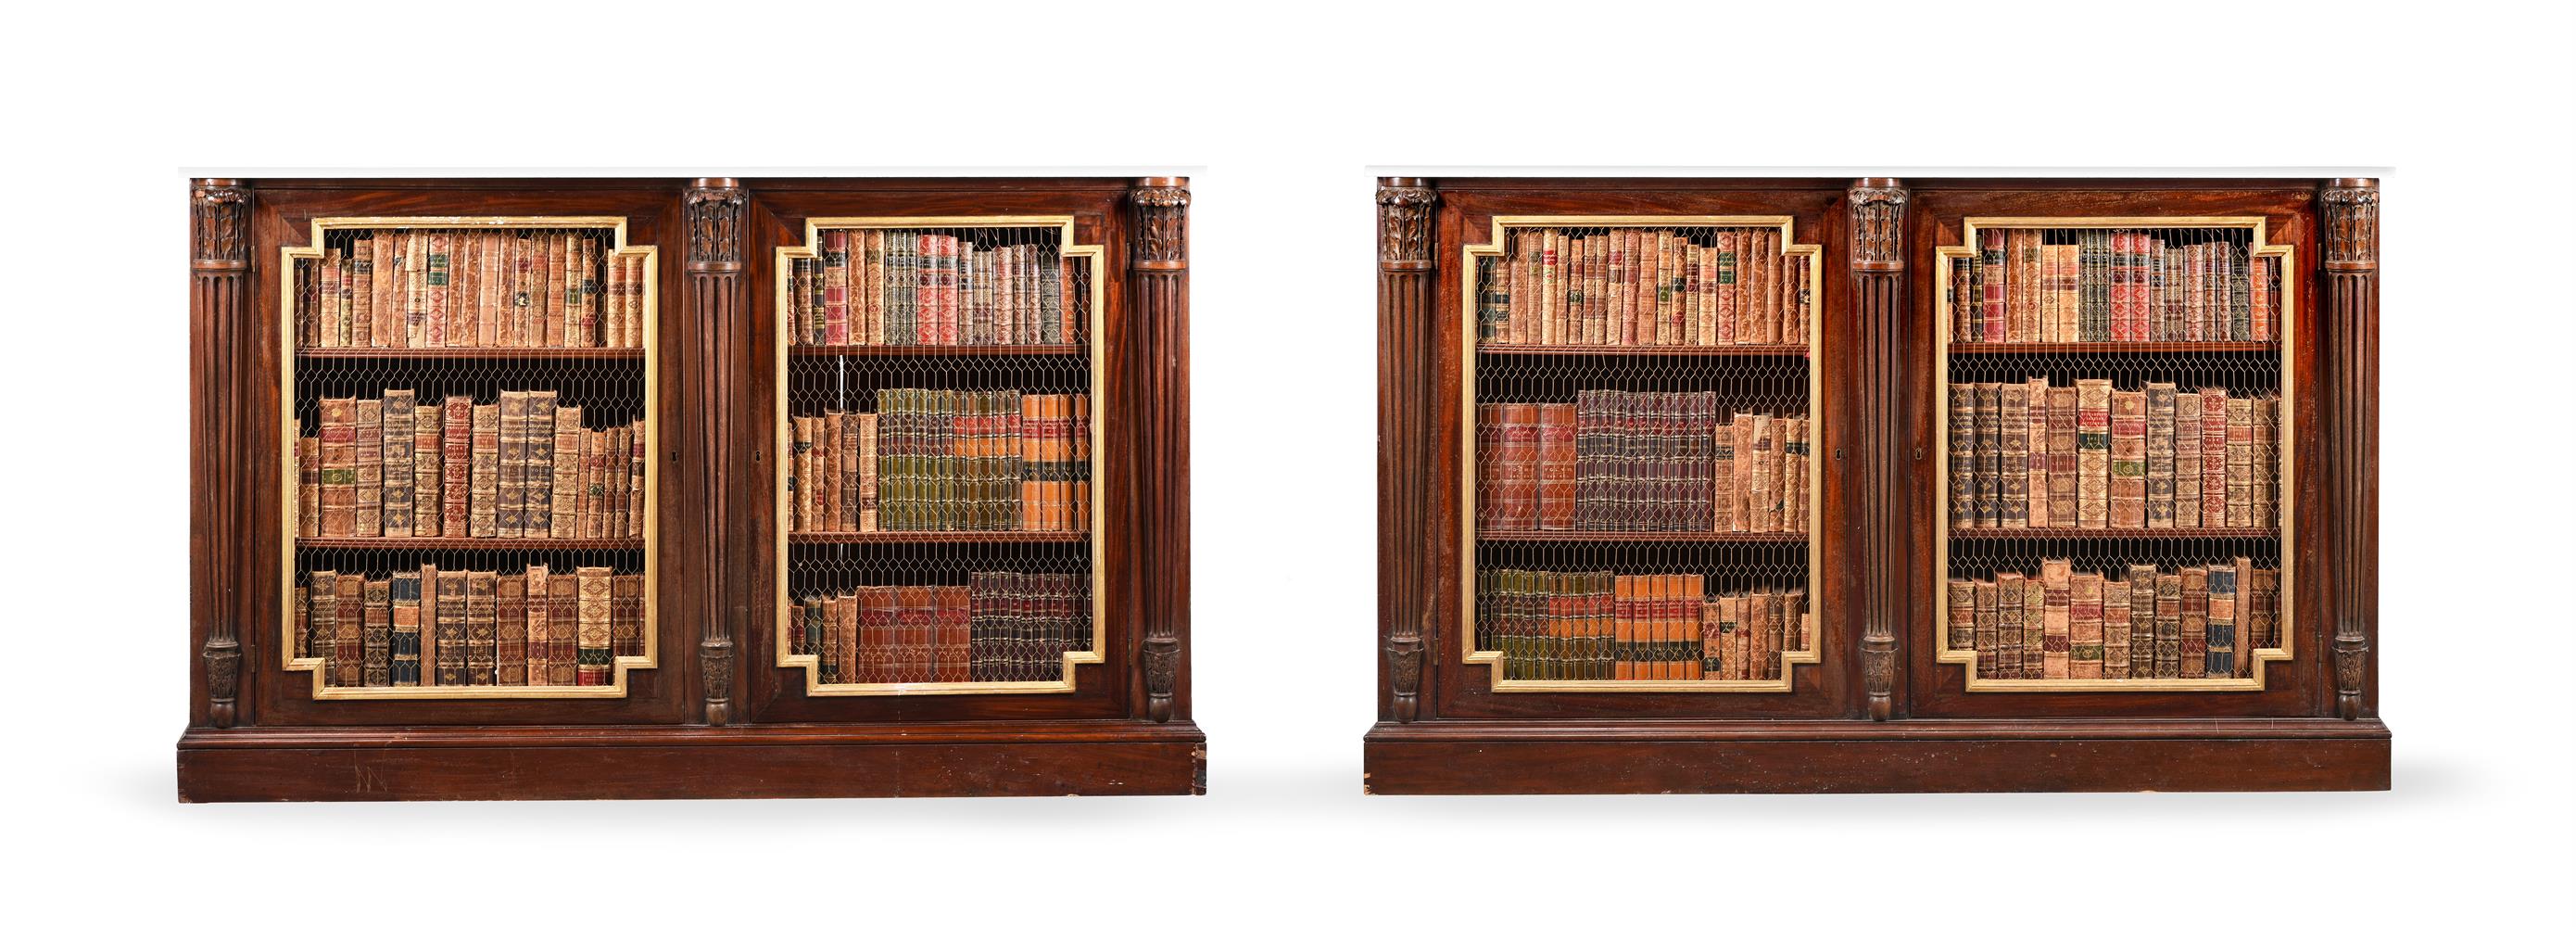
xmin=1901 ymin=183 xmax=2330 ymax=718
xmin=739 ymin=181 xmax=1143 ymax=724
xmin=248 ymin=182 xmax=692 ymax=727
xmin=1419 ymin=181 xmax=1861 ymax=721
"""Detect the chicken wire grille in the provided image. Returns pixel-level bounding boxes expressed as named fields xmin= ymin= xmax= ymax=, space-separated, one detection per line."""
xmin=1934 ymin=222 xmax=2291 ymax=689
xmin=282 ymin=221 xmax=655 ymax=698
xmin=1462 ymin=221 xmax=1820 ymax=690
xmin=777 ymin=221 xmax=1101 ymax=693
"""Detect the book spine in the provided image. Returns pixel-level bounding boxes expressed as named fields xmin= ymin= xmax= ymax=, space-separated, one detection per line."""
xmin=548 ymin=572 xmax=579 ymax=686
xmin=2024 ymin=376 xmax=2050 ymax=527
xmin=524 ymin=565 xmax=549 ymax=684
xmin=1973 ymin=384 xmax=2001 ymax=527
xmin=466 ymin=571 xmax=498 ymax=685
xmin=576 ymin=566 xmax=613 ymax=686
xmin=525 ymin=391 xmax=559 ymax=535
xmin=2070 ymin=571 xmax=2103 ymax=679
xmin=360 ymin=578 xmax=391 ymax=688
xmin=434 ymin=571 xmax=467 ymax=686
xmin=470 ymin=403 xmax=499 ymax=537
xmin=2108 ymin=387 xmax=2147 ymax=529
xmin=2201 ymin=388 xmax=2229 ymax=527
xmin=2206 ymin=564 xmax=2238 ymax=678
xmin=350 ymin=399 xmax=377 ymax=540
xmin=2100 ymin=578 xmax=2132 ymax=679
xmin=2040 ymin=559 xmax=2071 ymax=679
xmin=382 ymin=389 xmax=415 ymax=536
xmin=389 ymin=572 xmax=421 ymax=686
xmin=495 ymin=575 xmax=527 ymax=686
xmin=612 ymin=572 xmax=644 ymax=659
xmin=1993 ymin=572 xmax=2023 ymax=679
xmin=2178 ymin=565 xmax=2209 ymax=679
xmin=2075 ymin=379 xmax=2112 ymax=528
xmin=2145 ymin=382 xmax=2178 ymax=528
xmin=316 ymin=398 xmax=358 ymax=537
xmin=1947 ymin=385 xmax=1976 ymax=529
xmin=1971 ymin=579 xmax=1998 ymax=679
xmin=2018 ymin=576 xmax=2046 ymax=679
xmin=2228 ymin=397 xmax=2256 ymax=528
xmin=440 ymin=396 xmax=472 ymax=538
xmin=1997 ymin=384 xmax=2029 ymax=527
xmin=2153 ymin=571 xmax=2183 ymax=679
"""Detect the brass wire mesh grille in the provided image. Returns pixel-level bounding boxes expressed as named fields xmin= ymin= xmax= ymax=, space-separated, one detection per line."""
xmin=1935 ymin=220 xmax=2292 ymax=691
xmin=1462 ymin=219 xmax=1821 ymax=692
xmin=280 ymin=220 xmax=657 ymax=699
xmin=777 ymin=219 xmax=1103 ymax=695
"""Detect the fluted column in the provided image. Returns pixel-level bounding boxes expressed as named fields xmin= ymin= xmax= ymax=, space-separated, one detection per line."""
xmin=1377 ymin=178 xmax=1437 ymax=722
xmin=2320 ymin=178 xmax=2379 ymax=721
xmin=1848 ymin=178 xmax=1909 ymax=721
xmin=1130 ymin=178 xmax=1191 ymax=723
xmin=192 ymin=179 xmax=251 ymax=728
xmin=684 ymin=179 xmax=747 ymax=725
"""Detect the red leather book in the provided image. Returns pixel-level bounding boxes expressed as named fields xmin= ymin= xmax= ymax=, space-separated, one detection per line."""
xmin=440 ymin=396 xmax=472 ymax=537
xmin=936 ymin=585 xmax=971 ymax=683
xmin=858 ymin=588 xmax=895 ymax=683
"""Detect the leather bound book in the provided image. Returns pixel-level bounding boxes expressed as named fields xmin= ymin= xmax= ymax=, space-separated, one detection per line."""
xmin=2153 ymin=571 xmax=2183 ymax=679
xmin=575 ymin=566 xmax=612 ymax=686
xmin=2024 ymin=377 xmax=2050 ymax=527
xmin=2100 ymin=578 xmax=2132 ymax=679
xmin=2144 ymin=382 xmax=2178 ymax=527
xmin=2075 ymin=379 xmax=2112 ymax=528
xmin=904 ymin=586 xmax=944 ymax=683
xmin=602 ymin=243 xmax=625 ymax=349
xmin=2010 ymin=229 xmax=2042 ymax=343
xmin=467 ymin=570 xmax=499 ymax=685
xmin=2124 ymin=565 xmax=2158 ymax=679
xmin=523 ymin=565 xmax=549 ymax=685
xmin=1017 ymin=397 xmax=1043 ymax=531
xmin=2183 ymin=242 xmax=2206 ymax=341
xmin=1971 ymin=579 xmax=1998 ymax=679
xmin=1748 ymin=413 xmax=1777 ymax=533
xmin=431 ymin=570 xmax=466 ymax=686
xmin=524 ymin=391 xmax=558 ymax=536
xmin=968 ymin=573 xmax=1002 ymax=681
xmin=389 ymin=571 xmax=422 ymax=686
xmin=1710 ymin=407 xmax=1736 ymax=532
xmin=1536 ymin=402 xmax=1578 ymax=531
xmin=411 ymin=404 xmax=441 ymax=536
xmin=840 ymin=409 xmax=863 ymax=532
xmin=317 ymin=397 xmax=358 ymax=537
xmin=2108 ymin=388 xmax=2147 ymax=529
xmin=2069 ymin=570 xmax=2102 ymax=679
xmin=547 ymin=571 xmax=579 ymax=687
xmin=1973 ymin=384 xmax=2002 ymax=527
xmin=1611 ymin=575 xmax=1635 ymax=679
xmin=402 ymin=231 xmax=427 ymax=346
xmin=350 ymin=238 xmax=376 ymax=346
xmin=293 ymin=585 xmax=309 ymax=660
xmin=1496 ymin=403 xmax=1541 ymax=531
xmin=2250 ymin=252 xmax=2274 ymax=342
xmin=2178 ymin=565 xmax=2209 ymax=679
xmin=495 ymin=574 xmax=528 ymax=686
xmin=823 ymin=230 xmax=850 ymax=345
xmin=1997 ymin=383 xmax=2030 ymax=527
xmin=2017 ymin=574 xmax=2046 ymax=679
xmin=2053 ymin=241 xmax=2081 ymax=343
xmin=2200 ymin=388 xmax=2229 ymax=527
xmin=416 ymin=565 xmax=439 ymax=683
xmin=424 ymin=233 xmax=449 ymax=347
xmin=470 ymin=403 xmax=500 ymax=537
xmin=2250 ymin=565 xmax=2280 ymax=651
xmin=936 ymin=585 xmax=972 ymax=683
xmin=1785 ymin=414 xmax=1808 ymax=533
xmin=2040 ymin=558 xmax=2072 ymax=679
xmin=495 ymin=391 xmax=525 ymax=537
xmin=441 ymin=396 xmax=472 ymax=538
xmin=1783 ymin=588 xmax=1807 ymax=654
xmin=628 ymin=424 xmax=646 ymax=538
xmin=549 ymin=406 xmax=583 ymax=539
xmin=788 ymin=259 xmax=810 ymax=346
xmin=1755 ymin=589 xmax=1782 ymax=681
xmin=854 ymin=591 xmax=886 ymax=684
xmin=382 ymin=389 xmax=416 ymax=536
xmin=1992 ymin=571 xmax=2024 ymax=679
xmin=326 ymin=574 xmax=361 ymax=688
xmin=354 ymin=399 xmax=383 ymax=538
xmin=2045 ymin=386 xmax=2078 ymax=527
xmin=297 ymin=437 xmax=320 ymax=537
xmin=1948 ymin=385 xmax=1976 ymax=529
xmin=544 ymin=234 xmax=568 ymax=347
xmin=2253 ymin=398 xmax=2279 ymax=529
xmin=1976 ymin=228 xmax=2006 ymax=341
xmin=2225 ymin=397 xmax=2255 ymax=527
xmin=819 ymin=412 xmax=844 ymax=533
xmin=1697 ymin=598 xmax=1724 ymax=679
xmin=360 ymin=578 xmax=391 ymax=688
xmin=612 ymin=573 xmax=643 ymax=659
xmin=2206 ymin=563 xmax=2238 ymax=678
xmin=2228 ymin=245 xmax=2253 ymax=340
xmin=814 ymin=597 xmax=841 ymax=684
xmin=1950 ymin=254 xmax=1975 ymax=342
xmin=791 ymin=415 xmax=815 ymax=531
xmin=2173 ymin=388 xmax=2203 ymax=527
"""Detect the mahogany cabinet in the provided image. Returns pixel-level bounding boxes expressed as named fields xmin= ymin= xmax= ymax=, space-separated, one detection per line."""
xmin=180 ymin=176 xmax=1200 ymax=801
xmin=1367 ymin=176 xmax=2386 ymax=793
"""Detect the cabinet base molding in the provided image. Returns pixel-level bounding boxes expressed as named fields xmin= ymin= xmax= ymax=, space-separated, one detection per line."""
xmin=1362 ymin=719 xmax=2387 ymax=794
xmin=178 ymin=722 xmax=1206 ymax=802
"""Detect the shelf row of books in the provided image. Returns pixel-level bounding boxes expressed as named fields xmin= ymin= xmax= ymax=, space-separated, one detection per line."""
xmin=1481 ymin=228 xmax=1810 ymax=347
xmin=788 ymin=572 xmax=1089 ymax=685
xmin=788 ymin=231 xmax=1082 ymax=347
xmin=1948 ymin=381 xmax=2279 ymax=531
xmin=295 ymin=565 xmax=643 ymax=689
xmin=1949 ymin=560 xmax=2279 ymax=680
xmin=298 ymin=230 xmax=646 ymax=349
xmin=297 ymin=390 xmax=644 ymax=540
xmin=1480 ymin=571 xmax=1807 ymax=681
xmin=1478 ymin=395 xmax=1810 ymax=533
xmin=1950 ymin=229 xmax=2277 ymax=344
xmin=788 ymin=390 xmax=1091 ymax=534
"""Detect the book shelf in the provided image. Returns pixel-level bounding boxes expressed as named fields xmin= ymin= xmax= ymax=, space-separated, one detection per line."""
xmin=279 ymin=217 xmax=658 ymax=699
xmin=773 ymin=216 xmax=1106 ymax=695
xmin=1460 ymin=217 xmax=1823 ymax=692
xmin=181 ymin=177 xmax=1199 ymax=800
xmin=1370 ymin=177 xmax=2387 ymax=794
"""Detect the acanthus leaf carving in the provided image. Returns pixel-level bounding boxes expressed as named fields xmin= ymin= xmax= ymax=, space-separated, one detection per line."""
xmin=2320 ymin=184 xmax=2380 ymax=270
xmin=1847 ymin=181 xmax=1909 ymax=268
xmin=1376 ymin=185 xmax=1437 ymax=265
xmin=1143 ymin=634 xmax=1181 ymax=722
xmin=191 ymin=182 xmax=250 ymax=265
xmin=684 ymin=184 xmax=749 ymax=265
xmin=1132 ymin=185 xmax=1190 ymax=265
xmin=1384 ymin=633 xmax=1422 ymax=723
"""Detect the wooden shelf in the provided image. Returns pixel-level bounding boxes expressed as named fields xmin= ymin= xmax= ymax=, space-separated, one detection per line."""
xmin=790 ymin=344 xmax=1087 ymax=357
xmin=790 ymin=530 xmax=1088 ymax=544
xmin=1478 ymin=530 xmax=1807 ymax=543
xmin=296 ymin=537 xmax=644 ymax=551
xmin=297 ymin=347 xmax=644 ymax=360
xmin=1947 ymin=341 xmax=2277 ymax=354
xmin=1478 ymin=344 xmax=1807 ymax=358
xmin=1949 ymin=527 xmax=2275 ymax=540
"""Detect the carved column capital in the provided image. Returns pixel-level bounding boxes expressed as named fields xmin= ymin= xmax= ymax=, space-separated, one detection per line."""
xmin=1377 ymin=179 xmax=1437 ymax=270
xmin=1384 ymin=634 xmax=1423 ymax=723
xmin=1142 ymin=634 xmax=1181 ymax=723
xmin=2320 ymin=179 xmax=2379 ymax=272
xmin=1132 ymin=178 xmax=1190 ymax=268
xmin=1848 ymin=178 xmax=1909 ymax=272
xmin=191 ymin=179 xmax=250 ymax=269
xmin=684 ymin=179 xmax=748 ymax=270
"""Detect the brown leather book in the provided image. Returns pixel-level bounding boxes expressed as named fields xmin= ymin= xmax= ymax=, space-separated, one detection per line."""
xmin=549 ymin=406 xmax=584 ymax=538
xmin=627 ymin=423 xmax=646 ymax=538
xmin=2174 ymin=388 xmax=2203 ymax=527
xmin=433 ymin=570 xmax=468 ymax=686
xmin=316 ymin=398 xmax=359 ymax=537
xmin=388 ymin=571 xmax=422 ymax=686
xmin=2024 ymin=376 xmax=2051 ymax=527
xmin=381 ymin=389 xmax=414 ymax=536
xmin=2017 ymin=575 xmax=2046 ymax=679
xmin=297 ymin=437 xmax=321 ymax=537
xmin=612 ymin=573 xmax=644 ymax=659
xmin=495 ymin=574 xmax=528 ymax=686
xmin=2069 ymin=571 xmax=2104 ymax=679
xmin=1992 ymin=571 xmax=2024 ymax=679
xmin=2040 ymin=559 xmax=2072 ymax=679
xmin=1997 ymin=383 xmax=2029 ymax=527
xmin=1972 ymin=579 xmax=1999 ymax=679
xmin=334 ymin=573 xmax=364 ymax=688
xmin=2075 ymin=379 xmax=2112 ymax=528
xmin=544 ymin=233 xmax=569 ymax=347
xmin=2108 ymin=388 xmax=2148 ymax=529
xmin=360 ymin=578 xmax=391 ymax=688
xmin=523 ymin=564 xmax=549 ymax=684
xmin=524 ymin=391 xmax=558 ymax=535
xmin=582 ymin=426 xmax=609 ymax=539
xmin=576 ymin=566 xmax=613 ymax=686
xmin=2045 ymin=386 xmax=2078 ymax=527
xmin=840 ymin=409 xmax=863 ymax=532
xmin=466 ymin=570 xmax=499 ymax=685
xmin=2199 ymin=388 xmax=2228 ymax=527
xmin=2178 ymin=565 xmax=2209 ymax=679
xmin=791 ymin=415 xmax=817 ymax=532
xmin=469 ymin=403 xmax=499 ymax=537
xmin=2100 ymin=578 xmax=2132 ymax=679
xmin=2144 ymin=382 xmax=2178 ymax=527
xmin=819 ymin=412 xmax=844 ymax=533
xmin=547 ymin=570 xmax=579 ymax=686
xmin=2153 ymin=571 xmax=2183 ymax=679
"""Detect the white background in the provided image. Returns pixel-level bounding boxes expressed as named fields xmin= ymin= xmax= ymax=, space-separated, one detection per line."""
xmin=4 ymin=1 xmax=2569 ymax=922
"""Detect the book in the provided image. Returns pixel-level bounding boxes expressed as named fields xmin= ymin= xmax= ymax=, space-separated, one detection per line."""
xmin=1957 ymin=563 xmax=2259 ymax=681
xmin=2108 ymin=387 xmax=2147 ymax=528
xmin=1949 ymin=227 xmax=2276 ymax=344
xmin=296 ymin=389 xmax=643 ymax=540
xmin=2075 ymin=379 xmax=2111 ymax=528
xmin=1477 ymin=226 xmax=1806 ymax=346
xmin=297 ymin=228 xmax=636 ymax=349
xmin=1949 ymin=379 xmax=2279 ymax=534
xmin=2039 ymin=558 xmax=2072 ymax=679
xmin=576 ymin=566 xmax=613 ymax=686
